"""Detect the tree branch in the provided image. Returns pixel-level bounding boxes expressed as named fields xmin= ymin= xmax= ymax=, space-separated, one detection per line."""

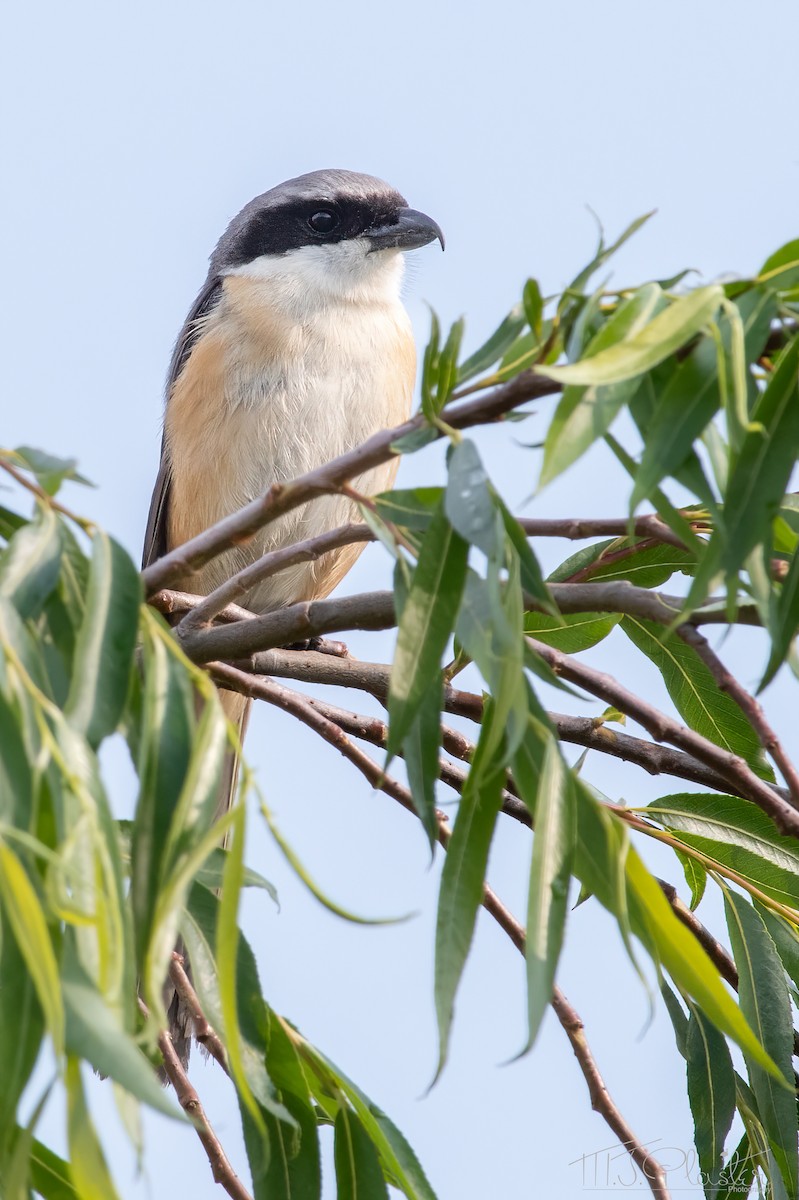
xmin=525 ymin=637 xmax=799 ymax=837
xmin=678 ymin=623 xmax=799 ymax=805
xmin=156 ymin=509 xmax=713 ymax=637
xmin=516 ymin=513 xmax=701 ymax=550
xmin=181 ymin=524 xmax=374 ymax=630
xmin=140 ymin=999 xmax=252 ymax=1200
xmin=141 ymin=371 xmax=561 ymax=595
xmin=176 ymin=580 xmax=759 ymax=665
xmin=169 ymin=954 xmax=230 ymax=1075
xmin=209 ymin=661 xmax=670 ymax=1199
xmin=202 ymin=638 xmax=791 ymax=808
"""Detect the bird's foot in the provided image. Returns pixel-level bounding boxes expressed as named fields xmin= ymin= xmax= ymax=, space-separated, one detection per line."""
xmin=285 ymin=636 xmax=350 ymax=658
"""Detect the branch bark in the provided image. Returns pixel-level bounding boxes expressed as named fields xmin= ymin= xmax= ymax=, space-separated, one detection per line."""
xmin=140 ymin=999 xmax=252 ymax=1200
xmin=176 ymin=581 xmax=759 ymax=665
xmin=526 ymin=636 xmax=799 ymax=837
xmin=210 ymin=660 xmax=670 ymax=1200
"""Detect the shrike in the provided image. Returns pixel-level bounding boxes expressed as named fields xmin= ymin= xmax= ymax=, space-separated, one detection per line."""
xmin=143 ymin=169 xmax=443 ymax=1064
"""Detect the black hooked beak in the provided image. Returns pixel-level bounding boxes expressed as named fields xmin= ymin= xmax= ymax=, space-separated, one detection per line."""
xmin=366 ymin=207 xmax=445 ymax=253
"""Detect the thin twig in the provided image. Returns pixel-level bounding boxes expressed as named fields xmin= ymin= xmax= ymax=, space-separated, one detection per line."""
xmin=141 ymin=372 xmax=562 ymax=595
xmin=549 ymin=987 xmax=669 ymax=1196
xmin=150 ymin=589 xmax=254 ymax=625
xmin=169 ymin=954 xmax=230 ymax=1074
xmin=678 ymin=624 xmax=799 ymax=806
xmin=0 ymin=457 xmax=94 ymax=530
xmin=548 ymin=711 xmax=791 ymax=802
xmin=525 ymin=637 xmax=799 ymax=838
xmin=182 ymin=523 xmax=374 ymax=630
xmin=516 ymin=513 xmax=700 ymax=551
xmin=139 ymin=998 xmax=252 ymax=1200
xmin=210 ymin=661 xmax=670 ymax=1199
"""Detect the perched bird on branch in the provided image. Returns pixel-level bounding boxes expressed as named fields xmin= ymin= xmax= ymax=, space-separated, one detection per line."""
xmin=143 ymin=168 xmax=444 ymax=1066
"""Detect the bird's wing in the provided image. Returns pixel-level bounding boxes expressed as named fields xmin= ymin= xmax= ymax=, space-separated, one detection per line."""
xmin=141 ymin=277 xmax=224 ymax=568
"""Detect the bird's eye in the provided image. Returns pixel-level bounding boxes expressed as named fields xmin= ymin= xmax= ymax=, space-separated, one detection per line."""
xmin=308 ymin=209 xmax=339 ymax=233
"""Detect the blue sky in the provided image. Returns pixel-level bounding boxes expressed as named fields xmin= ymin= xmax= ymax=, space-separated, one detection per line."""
xmin=4 ymin=1 xmax=799 ymax=1196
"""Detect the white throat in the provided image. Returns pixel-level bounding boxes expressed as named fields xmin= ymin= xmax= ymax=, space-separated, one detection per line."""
xmin=225 ymin=240 xmax=406 ymax=316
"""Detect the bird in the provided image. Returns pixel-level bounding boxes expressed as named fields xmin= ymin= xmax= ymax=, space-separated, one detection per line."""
xmin=142 ymin=169 xmax=444 ymax=1066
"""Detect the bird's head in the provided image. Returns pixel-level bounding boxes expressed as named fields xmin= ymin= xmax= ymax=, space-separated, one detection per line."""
xmin=211 ymin=169 xmax=444 ymax=305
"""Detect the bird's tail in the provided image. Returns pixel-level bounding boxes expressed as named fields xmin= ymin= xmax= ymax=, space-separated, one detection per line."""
xmin=164 ymin=689 xmax=252 ymax=1070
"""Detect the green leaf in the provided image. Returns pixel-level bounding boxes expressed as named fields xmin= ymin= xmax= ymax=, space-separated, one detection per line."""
xmin=295 ymin=1038 xmax=438 ymax=1200
xmin=572 ymin=786 xmax=785 ymax=1078
xmin=159 ymin=688 xmax=228 ymax=872
xmin=456 ymin=304 xmax=528 ymax=384
xmin=646 ymin=793 xmax=799 ymax=910
xmin=497 ymin=501 xmax=553 ymax=612
xmin=182 ymin=883 xmax=292 ymax=1124
xmin=387 ymin=507 xmax=468 ymax=754
xmin=0 ymin=505 xmax=27 ymax=543
xmin=760 ymin=239 xmax=799 ymax=291
xmin=130 ymin=620 xmax=195 ymax=970
xmin=241 ymin=1009 xmax=321 ymax=1200
xmin=549 ymin=537 xmax=696 ymax=590
xmin=261 ymin=797 xmax=405 ymax=925
xmin=755 ymin=907 xmax=799 ymax=993
xmin=65 ymin=1058 xmax=121 ymax=1200
xmin=520 ymin=738 xmax=574 ymax=1050
xmin=62 ymin=950 xmax=180 ymax=1120
xmin=620 ymin=617 xmax=769 ymax=777
xmin=64 ymin=532 xmax=141 ymax=748
xmin=420 ymin=309 xmax=441 ymax=422
xmin=0 ymin=841 xmax=64 ymax=1057
xmin=434 ymin=317 xmax=465 ymax=410
xmin=538 ymin=286 xmax=723 ymax=386
xmin=523 ymin=279 xmax=544 ymax=338
xmin=374 ymin=488 xmax=443 ymax=531
xmin=334 ymin=1108 xmax=390 ymax=1200
xmin=674 ymin=849 xmax=707 ymax=911
xmin=563 ymin=211 xmax=655 ymax=301
xmin=761 ymin=543 xmax=799 ymax=689
xmin=456 ymin=565 xmax=528 ymax=759
xmin=714 ymin=1132 xmax=757 ymax=1200
xmin=445 ymin=439 xmax=499 ymax=558
xmin=721 ymin=336 xmax=799 ymax=578
xmin=631 ymin=289 xmax=777 ymax=510
xmin=0 ymin=926 xmax=43 ymax=1143
xmin=541 ymin=283 xmax=664 ymax=485
xmin=624 ymin=851 xmax=783 ymax=1080
xmin=390 ymin=426 xmax=438 ymax=455
xmin=402 ymin=679 xmax=442 ymax=850
xmin=434 ymin=709 xmax=506 ymax=1078
xmin=24 ymin=1134 xmax=78 ymax=1200
xmin=724 ymin=891 xmax=797 ymax=1196
xmin=495 ymin=327 xmax=547 ymax=380
xmin=196 ymin=848 xmax=279 ymax=904
xmin=685 ymin=1005 xmax=735 ymax=1196
xmin=11 ymin=446 xmax=93 ymax=495
xmin=523 ymin=610 xmax=620 ymax=653
xmin=661 ymin=981 xmax=689 ymax=1057
xmin=217 ymin=802 xmax=267 ymax=1136
xmin=0 ymin=688 xmax=34 ymax=827
xmin=604 ymin=431 xmax=704 ymax=552
xmin=0 ymin=504 xmax=62 ymax=619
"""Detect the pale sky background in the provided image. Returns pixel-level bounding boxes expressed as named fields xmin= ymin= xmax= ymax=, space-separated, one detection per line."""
xmin=3 ymin=1 xmax=799 ymax=1197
